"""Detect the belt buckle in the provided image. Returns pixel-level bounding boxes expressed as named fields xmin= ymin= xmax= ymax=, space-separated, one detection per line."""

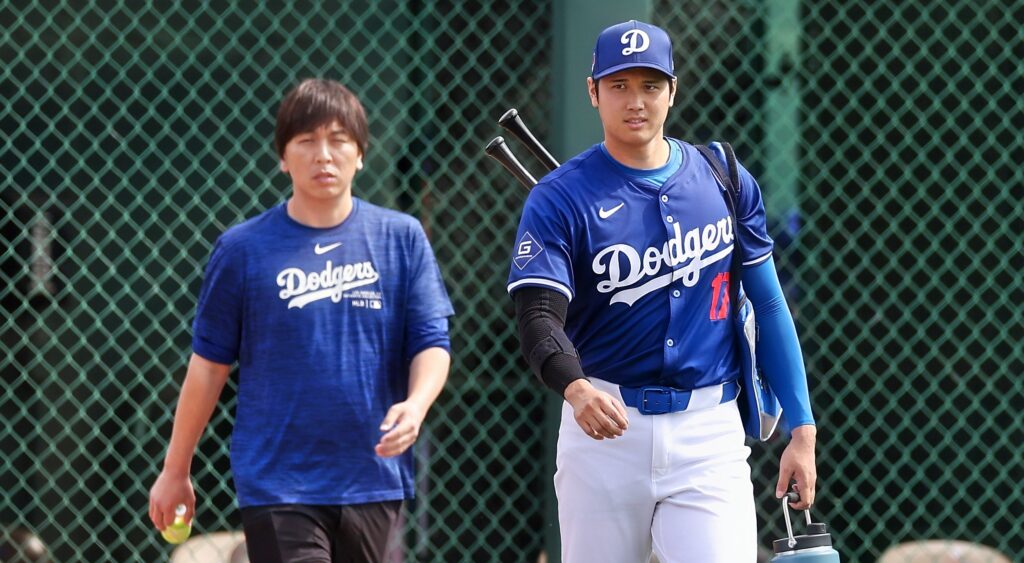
xmin=638 ymin=386 xmax=672 ymax=415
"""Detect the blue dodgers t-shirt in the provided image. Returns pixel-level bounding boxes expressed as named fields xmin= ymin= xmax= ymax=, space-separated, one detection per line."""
xmin=192 ymin=198 xmax=454 ymax=508
xmin=507 ymin=140 xmax=773 ymax=390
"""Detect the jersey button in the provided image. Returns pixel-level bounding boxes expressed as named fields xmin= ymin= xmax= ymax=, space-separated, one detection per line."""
xmin=666 ymin=215 xmax=674 ymax=223
xmin=666 ymin=339 xmax=675 ymax=347
xmin=661 ymin=195 xmax=669 ymax=203
xmin=672 ymin=289 xmax=681 ymax=298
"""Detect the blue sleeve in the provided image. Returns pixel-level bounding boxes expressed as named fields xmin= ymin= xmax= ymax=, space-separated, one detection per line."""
xmin=507 ymin=185 xmax=576 ymax=301
xmin=191 ymin=236 xmax=244 ymax=365
xmin=405 ymin=221 xmax=455 ymax=325
xmin=405 ymin=317 xmax=451 ymax=361
xmin=742 ymin=257 xmax=815 ymax=428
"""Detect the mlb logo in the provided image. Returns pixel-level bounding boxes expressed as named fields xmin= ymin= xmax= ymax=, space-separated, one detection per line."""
xmin=369 ymin=300 xmax=382 ymax=310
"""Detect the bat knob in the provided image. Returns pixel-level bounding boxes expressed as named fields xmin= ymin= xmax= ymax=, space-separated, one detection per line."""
xmin=484 ymin=136 xmax=506 ymax=154
xmin=498 ymin=108 xmax=519 ymax=126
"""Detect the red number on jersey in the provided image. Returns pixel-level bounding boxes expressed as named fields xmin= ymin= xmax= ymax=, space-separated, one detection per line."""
xmin=710 ymin=272 xmax=730 ymax=321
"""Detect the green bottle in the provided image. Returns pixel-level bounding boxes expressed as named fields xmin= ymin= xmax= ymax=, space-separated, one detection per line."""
xmin=161 ymin=504 xmax=192 ymax=544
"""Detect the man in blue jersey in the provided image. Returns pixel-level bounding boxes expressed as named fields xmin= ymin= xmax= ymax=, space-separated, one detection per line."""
xmin=148 ymin=79 xmax=454 ymax=563
xmin=509 ymin=20 xmax=818 ymax=562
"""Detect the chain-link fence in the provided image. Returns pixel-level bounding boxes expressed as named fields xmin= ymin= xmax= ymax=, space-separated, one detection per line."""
xmin=2 ymin=1 xmax=1021 ymax=562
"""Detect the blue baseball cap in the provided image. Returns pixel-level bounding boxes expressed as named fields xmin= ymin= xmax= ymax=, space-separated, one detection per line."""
xmin=591 ymin=20 xmax=675 ymax=80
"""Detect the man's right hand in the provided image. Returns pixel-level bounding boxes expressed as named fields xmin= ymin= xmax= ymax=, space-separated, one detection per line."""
xmin=563 ymin=379 xmax=629 ymax=440
xmin=148 ymin=470 xmax=195 ymax=531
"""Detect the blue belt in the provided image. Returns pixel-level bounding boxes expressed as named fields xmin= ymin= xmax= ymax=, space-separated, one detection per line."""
xmin=619 ymin=380 xmax=740 ymax=415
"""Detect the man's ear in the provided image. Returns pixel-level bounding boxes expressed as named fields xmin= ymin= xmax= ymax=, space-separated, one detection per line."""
xmin=588 ymin=77 xmax=599 ymax=108
xmin=669 ymin=77 xmax=678 ymax=107
xmin=279 ymin=159 xmax=289 ymax=174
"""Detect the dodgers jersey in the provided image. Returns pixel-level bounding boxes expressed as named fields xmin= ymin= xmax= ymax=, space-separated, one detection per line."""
xmin=507 ymin=139 xmax=772 ymax=390
xmin=193 ymin=199 xmax=454 ymax=507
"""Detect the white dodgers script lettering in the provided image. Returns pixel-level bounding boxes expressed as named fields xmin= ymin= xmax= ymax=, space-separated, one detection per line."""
xmin=277 ymin=260 xmax=380 ymax=309
xmin=592 ymin=217 xmax=733 ymax=306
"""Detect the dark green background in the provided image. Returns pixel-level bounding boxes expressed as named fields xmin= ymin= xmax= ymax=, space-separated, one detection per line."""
xmin=1 ymin=1 xmax=1021 ymax=561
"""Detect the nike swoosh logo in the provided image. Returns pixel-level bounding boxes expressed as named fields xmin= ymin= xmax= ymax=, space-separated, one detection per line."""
xmin=598 ymin=202 xmax=625 ymax=219
xmin=314 ymin=242 xmax=343 ymax=255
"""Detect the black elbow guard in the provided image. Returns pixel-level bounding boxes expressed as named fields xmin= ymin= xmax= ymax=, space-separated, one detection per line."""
xmin=514 ymin=287 xmax=586 ymax=396
xmin=528 ymin=329 xmax=578 ymax=372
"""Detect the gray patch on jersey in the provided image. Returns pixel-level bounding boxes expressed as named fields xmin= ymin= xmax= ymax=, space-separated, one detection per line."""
xmin=513 ymin=231 xmax=543 ymax=270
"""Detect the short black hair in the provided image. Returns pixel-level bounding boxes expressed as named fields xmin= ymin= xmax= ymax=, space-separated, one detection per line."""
xmin=274 ymin=79 xmax=369 ymax=158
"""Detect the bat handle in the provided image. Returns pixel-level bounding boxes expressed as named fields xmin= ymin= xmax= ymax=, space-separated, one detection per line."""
xmin=484 ymin=136 xmax=537 ymax=190
xmin=498 ymin=108 xmax=560 ymax=172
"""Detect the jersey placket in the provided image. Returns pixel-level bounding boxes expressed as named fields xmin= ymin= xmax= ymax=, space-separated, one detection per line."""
xmin=659 ymin=189 xmax=684 ymax=385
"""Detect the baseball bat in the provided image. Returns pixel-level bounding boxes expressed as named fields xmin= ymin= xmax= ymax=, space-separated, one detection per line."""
xmin=498 ymin=108 xmax=561 ymax=172
xmin=484 ymin=136 xmax=537 ymax=190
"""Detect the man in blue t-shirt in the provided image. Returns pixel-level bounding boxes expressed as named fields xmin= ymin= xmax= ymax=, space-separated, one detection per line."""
xmin=508 ymin=21 xmax=818 ymax=562
xmin=148 ymin=79 xmax=454 ymax=562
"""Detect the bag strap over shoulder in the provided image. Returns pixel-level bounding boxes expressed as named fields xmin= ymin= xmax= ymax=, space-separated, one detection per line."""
xmin=695 ymin=142 xmax=742 ymax=315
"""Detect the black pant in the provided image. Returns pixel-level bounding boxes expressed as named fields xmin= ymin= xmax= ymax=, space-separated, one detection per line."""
xmin=241 ymin=501 xmax=402 ymax=563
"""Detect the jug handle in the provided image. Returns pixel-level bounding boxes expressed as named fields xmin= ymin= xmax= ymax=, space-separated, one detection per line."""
xmin=781 ymin=491 xmax=813 ymax=548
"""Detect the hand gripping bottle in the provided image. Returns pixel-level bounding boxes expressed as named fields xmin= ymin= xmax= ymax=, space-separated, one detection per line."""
xmin=161 ymin=504 xmax=192 ymax=545
xmin=771 ymin=492 xmax=840 ymax=562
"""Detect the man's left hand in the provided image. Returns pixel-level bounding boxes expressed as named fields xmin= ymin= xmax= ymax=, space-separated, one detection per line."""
xmin=776 ymin=424 xmax=817 ymax=510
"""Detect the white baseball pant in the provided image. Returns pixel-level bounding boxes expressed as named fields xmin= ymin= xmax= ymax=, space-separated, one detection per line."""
xmin=555 ymin=377 xmax=757 ymax=563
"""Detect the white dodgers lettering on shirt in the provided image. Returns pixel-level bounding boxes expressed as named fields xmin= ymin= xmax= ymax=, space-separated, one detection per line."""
xmin=276 ymin=260 xmax=380 ymax=309
xmin=591 ymin=217 xmax=733 ymax=306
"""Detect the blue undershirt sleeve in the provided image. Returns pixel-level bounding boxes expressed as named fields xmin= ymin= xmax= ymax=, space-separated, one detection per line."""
xmin=405 ymin=317 xmax=451 ymax=362
xmin=741 ymin=257 xmax=816 ymax=429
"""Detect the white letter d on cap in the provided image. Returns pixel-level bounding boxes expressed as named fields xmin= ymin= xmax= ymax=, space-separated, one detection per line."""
xmin=620 ymin=29 xmax=650 ymax=56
